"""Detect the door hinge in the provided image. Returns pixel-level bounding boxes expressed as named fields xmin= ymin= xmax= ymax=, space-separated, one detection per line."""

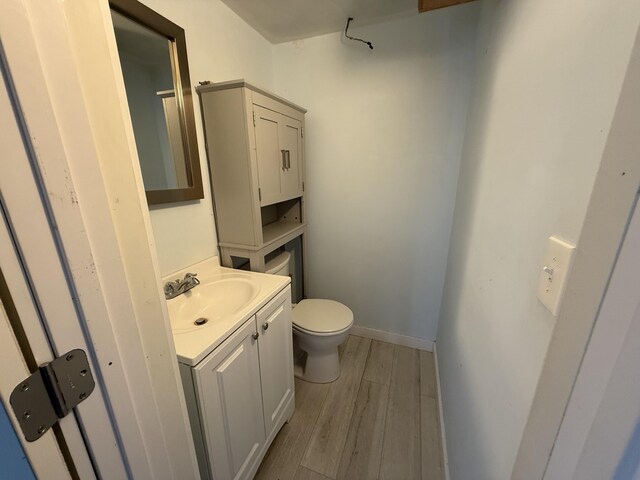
xmin=258 ymin=188 xmax=262 ymax=201
xmin=253 ymin=111 xmax=256 ymax=127
xmin=10 ymin=349 xmax=95 ymax=442
xmin=301 ymin=127 xmax=304 ymax=138
xmin=302 ymin=181 xmax=305 ymax=192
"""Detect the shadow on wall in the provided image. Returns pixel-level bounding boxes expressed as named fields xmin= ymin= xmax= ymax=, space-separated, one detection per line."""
xmin=436 ymin=30 xmax=498 ymax=478
xmin=275 ymin=4 xmax=482 ymax=342
xmin=436 ymin=2 xmax=552 ymax=477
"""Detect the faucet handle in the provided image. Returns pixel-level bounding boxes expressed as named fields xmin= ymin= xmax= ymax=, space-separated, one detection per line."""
xmin=184 ymin=272 xmax=200 ymax=285
xmin=164 ymin=282 xmax=177 ymax=298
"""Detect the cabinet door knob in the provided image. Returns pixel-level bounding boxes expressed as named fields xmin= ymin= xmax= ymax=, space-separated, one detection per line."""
xmin=262 ymin=322 xmax=269 ymax=331
xmin=252 ymin=332 xmax=259 ymax=341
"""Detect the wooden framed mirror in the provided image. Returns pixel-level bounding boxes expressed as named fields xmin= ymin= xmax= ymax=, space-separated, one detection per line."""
xmin=110 ymin=0 xmax=204 ymax=205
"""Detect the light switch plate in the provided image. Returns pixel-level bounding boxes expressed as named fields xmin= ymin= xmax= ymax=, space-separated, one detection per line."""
xmin=537 ymin=236 xmax=576 ymax=316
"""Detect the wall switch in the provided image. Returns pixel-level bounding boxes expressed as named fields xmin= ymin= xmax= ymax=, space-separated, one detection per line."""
xmin=537 ymin=236 xmax=576 ymax=316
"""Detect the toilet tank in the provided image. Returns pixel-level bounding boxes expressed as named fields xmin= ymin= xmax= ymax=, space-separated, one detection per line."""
xmin=265 ymin=251 xmax=290 ymax=276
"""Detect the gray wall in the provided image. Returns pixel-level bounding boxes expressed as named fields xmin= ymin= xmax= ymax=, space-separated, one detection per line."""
xmin=436 ymin=1 xmax=640 ymax=478
xmin=273 ymin=4 xmax=480 ymax=341
xmin=140 ymin=0 xmax=276 ymax=276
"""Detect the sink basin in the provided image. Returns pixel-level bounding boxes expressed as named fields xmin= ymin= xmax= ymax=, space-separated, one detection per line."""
xmin=167 ymin=273 xmax=261 ymax=334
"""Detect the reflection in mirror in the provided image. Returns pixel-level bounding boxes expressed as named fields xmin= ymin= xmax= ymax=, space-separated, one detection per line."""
xmin=112 ymin=11 xmax=188 ymax=190
xmin=110 ymin=0 xmax=203 ymax=204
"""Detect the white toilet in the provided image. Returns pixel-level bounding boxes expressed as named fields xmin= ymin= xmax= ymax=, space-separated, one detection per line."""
xmin=265 ymin=251 xmax=353 ymax=383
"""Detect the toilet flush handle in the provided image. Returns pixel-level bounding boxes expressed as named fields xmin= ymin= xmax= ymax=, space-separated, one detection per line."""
xmin=262 ymin=322 xmax=269 ymax=331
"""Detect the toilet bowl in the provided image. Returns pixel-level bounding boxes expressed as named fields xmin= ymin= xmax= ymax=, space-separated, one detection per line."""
xmin=265 ymin=251 xmax=353 ymax=383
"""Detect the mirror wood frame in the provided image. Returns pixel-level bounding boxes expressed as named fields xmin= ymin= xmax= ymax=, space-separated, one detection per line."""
xmin=110 ymin=0 xmax=204 ymax=205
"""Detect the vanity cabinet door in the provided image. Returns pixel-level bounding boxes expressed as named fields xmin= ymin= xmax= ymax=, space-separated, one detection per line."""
xmin=257 ymin=287 xmax=294 ymax=438
xmin=195 ymin=317 xmax=265 ymax=480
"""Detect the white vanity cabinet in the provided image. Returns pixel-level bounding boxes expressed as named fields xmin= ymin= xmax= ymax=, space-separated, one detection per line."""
xmin=180 ymin=286 xmax=294 ymax=480
xmin=256 ymin=288 xmax=294 ymax=436
xmin=194 ymin=317 xmax=264 ymax=480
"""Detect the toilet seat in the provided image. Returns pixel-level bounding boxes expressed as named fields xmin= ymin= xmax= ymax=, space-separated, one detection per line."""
xmin=292 ymin=299 xmax=353 ymax=334
xmin=292 ymin=322 xmax=352 ymax=337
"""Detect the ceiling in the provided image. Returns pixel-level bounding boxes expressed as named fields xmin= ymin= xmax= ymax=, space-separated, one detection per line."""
xmin=220 ymin=0 xmax=419 ymax=44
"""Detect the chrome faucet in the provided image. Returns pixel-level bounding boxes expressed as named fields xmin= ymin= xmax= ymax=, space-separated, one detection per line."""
xmin=164 ymin=272 xmax=200 ymax=299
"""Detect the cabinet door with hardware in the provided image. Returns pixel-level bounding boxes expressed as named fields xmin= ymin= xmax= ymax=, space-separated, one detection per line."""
xmin=254 ymin=106 xmax=282 ymax=206
xmin=257 ymin=287 xmax=294 ymax=438
xmin=254 ymin=106 xmax=304 ymax=207
xmin=195 ymin=318 xmax=265 ymax=480
xmin=279 ymin=117 xmax=303 ymax=200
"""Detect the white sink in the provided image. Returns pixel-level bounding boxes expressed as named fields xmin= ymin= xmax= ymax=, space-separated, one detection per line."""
xmin=164 ymin=260 xmax=290 ymax=365
xmin=167 ymin=273 xmax=261 ymax=334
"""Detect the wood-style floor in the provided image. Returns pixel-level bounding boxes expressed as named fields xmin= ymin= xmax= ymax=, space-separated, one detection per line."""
xmin=255 ymin=335 xmax=445 ymax=480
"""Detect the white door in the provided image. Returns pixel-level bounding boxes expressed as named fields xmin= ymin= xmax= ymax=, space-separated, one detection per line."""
xmin=195 ymin=318 xmax=265 ymax=480
xmin=0 ymin=286 xmax=74 ymax=479
xmin=0 ymin=57 xmax=123 ymax=477
xmin=257 ymin=288 xmax=294 ymax=437
xmin=1 ymin=1 xmax=200 ymax=478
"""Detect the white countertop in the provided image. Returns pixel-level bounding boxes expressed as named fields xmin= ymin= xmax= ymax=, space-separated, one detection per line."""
xmin=163 ymin=257 xmax=290 ymax=366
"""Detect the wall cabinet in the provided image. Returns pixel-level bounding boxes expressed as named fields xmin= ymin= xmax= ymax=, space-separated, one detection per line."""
xmin=197 ymin=80 xmax=307 ymax=273
xmin=180 ymin=287 xmax=294 ymax=480
xmin=254 ymin=105 xmax=303 ymax=206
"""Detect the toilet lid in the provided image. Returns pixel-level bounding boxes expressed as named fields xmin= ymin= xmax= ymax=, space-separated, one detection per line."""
xmin=292 ymin=299 xmax=353 ymax=334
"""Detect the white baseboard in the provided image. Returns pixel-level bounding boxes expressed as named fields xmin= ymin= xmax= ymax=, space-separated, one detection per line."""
xmin=434 ymin=344 xmax=450 ymax=480
xmin=349 ymin=325 xmax=434 ymax=352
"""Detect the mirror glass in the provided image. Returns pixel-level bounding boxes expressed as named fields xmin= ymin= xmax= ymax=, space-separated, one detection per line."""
xmin=110 ymin=0 xmax=203 ymax=204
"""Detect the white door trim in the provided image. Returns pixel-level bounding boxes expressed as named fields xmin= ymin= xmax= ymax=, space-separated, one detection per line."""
xmin=512 ymin=25 xmax=640 ymax=479
xmin=0 ymin=0 xmax=199 ymax=478
xmin=0 ymin=5 xmax=139 ymax=475
xmin=0 ymin=213 xmax=96 ymax=479
xmin=544 ymin=197 xmax=640 ymax=479
xmin=0 ymin=298 xmax=71 ymax=480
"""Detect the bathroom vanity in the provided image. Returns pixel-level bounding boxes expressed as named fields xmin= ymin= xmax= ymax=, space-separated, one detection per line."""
xmin=197 ymin=80 xmax=307 ymax=278
xmin=166 ymin=258 xmax=294 ymax=480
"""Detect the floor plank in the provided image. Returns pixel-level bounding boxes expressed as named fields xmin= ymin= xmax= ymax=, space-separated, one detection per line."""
xmin=301 ymin=335 xmax=372 ymax=478
xmin=336 ymin=380 xmax=389 ymax=480
xmin=363 ymin=340 xmax=395 ymax=386
xmin=257 ymin=336 xmax=445 ymax=480
xmin=421 ymin=396 xmax=444 ymax=480
xmin=338 ymin=337 xmax=348 ymax=359
xmin=255 ymin=378 xmax=330 ymax=480
xmin=294 ymin=466 xmax=331 ymax=480
xmin=379 ymin=345 xmax=421 ymax=480
xmin=420 ymin=350 xmax=437 ymax=399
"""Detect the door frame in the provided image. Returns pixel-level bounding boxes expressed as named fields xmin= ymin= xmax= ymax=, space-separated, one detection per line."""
xmin=9 ymin=0 xmax=639 ymax=478
xmin=512 ymin=25 xmax=640 ymax=479
xmin=0 ymin=0 xmax=199 ymax=477
xmin=0 ymin=291 xmax=71 ymax=479
xmin=544 ymin=196 xmax=640 ymax=478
